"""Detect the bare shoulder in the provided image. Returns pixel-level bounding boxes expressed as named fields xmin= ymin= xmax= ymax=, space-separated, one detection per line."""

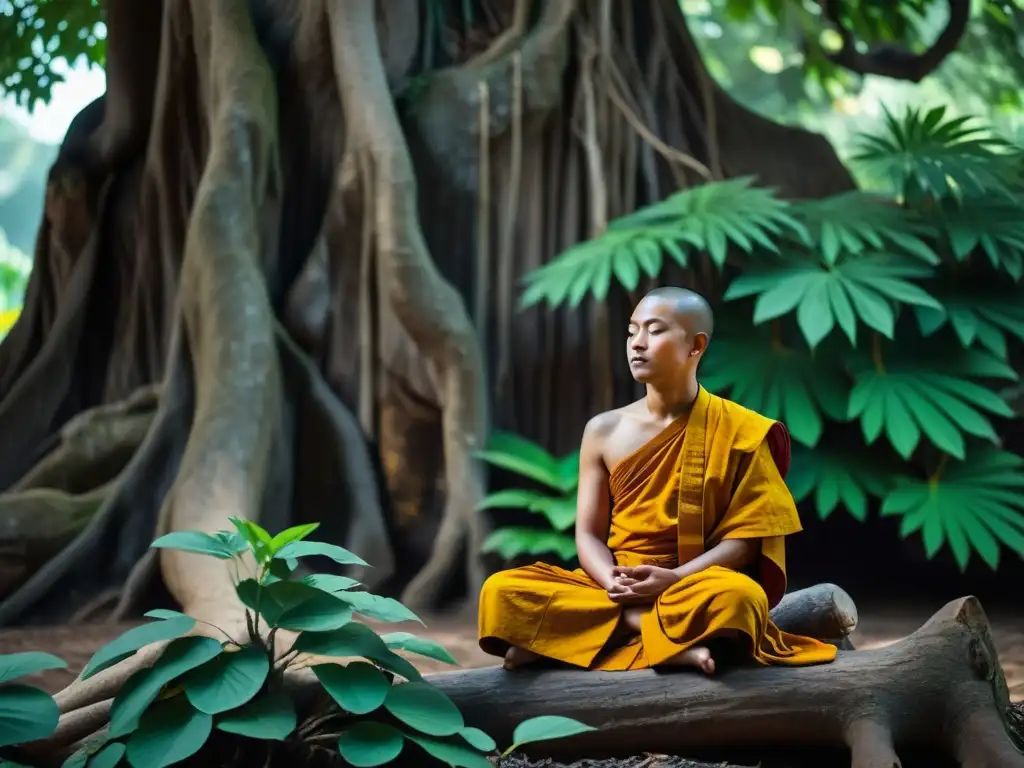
xmin=580 ymin=401 xmax=648 ymax=463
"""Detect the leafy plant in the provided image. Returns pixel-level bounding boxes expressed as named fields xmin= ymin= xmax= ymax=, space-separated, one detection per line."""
xmin=46 ymin=520 xmax=593 ymax=768
xmin=476 ymin=432 xmax=580 ymax=562
xmin=0 ymin=651 xmax=66 ymax=750
xmin=513 ymin=103 xmax=1024 ymax=572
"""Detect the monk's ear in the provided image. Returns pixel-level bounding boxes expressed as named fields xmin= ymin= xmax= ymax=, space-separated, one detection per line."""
xmin=690 ymin=333 xmax=709 ymax=357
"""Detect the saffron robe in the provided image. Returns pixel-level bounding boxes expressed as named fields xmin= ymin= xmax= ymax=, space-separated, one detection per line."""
xmin=477 ymin=387 xmax=838 ymax=670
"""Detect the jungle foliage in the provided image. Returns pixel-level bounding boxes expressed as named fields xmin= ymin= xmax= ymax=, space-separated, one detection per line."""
xmin=0 ymin=522 xmax=592 ymax=768
xmin=483 ymin=105 xmax=1024 ymax=573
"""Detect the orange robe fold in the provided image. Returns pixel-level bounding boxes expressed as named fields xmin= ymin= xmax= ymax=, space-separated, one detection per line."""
xmin=477 ymin=387 xmax=838 ymax=670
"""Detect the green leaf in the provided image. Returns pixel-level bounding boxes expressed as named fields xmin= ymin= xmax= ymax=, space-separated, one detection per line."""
xmin=334 ymin=591 xmax=422 ymax=625
xmin=338 ymin=721 xmax=405 ymax=767
xmin=109 ymin=636 xmax=223 ymax=736
xmin=275 ymin=590 xmax=354 ymax=632
xmin=215 ymin=689 xmax=296 ymax=741
xmin=787 ymin=445 xmax=892 ymax=521
xmin=380 ymin=632 xmax=460 ymax=666
xmin=300 ymin=573 xmax=360 ymax=592
xmin=914 ymin=293 xmax=1024 ymax=360
xmin=294 ymin=622 xmax=422 ymax=681
xmin=274 ymin=540 xmax=368 ymax=568
xmin=478 ymin=490 xmax=577 ymax=532
xmin=0 ymin=685 xmax=60 ymax=748
xmin=509 ymin=715 xmax=597 ymax=751
xmin=700 ymin=329 xmax=849 ymax=448
xmin=881 ymin=447 xmax=1024 ymax=571
xmin=268 ymin=523 xmax=320 ymax=555
xmin=481 ymin=528 xmax=577 ymax=562
xmin=143 ymin=610 xmax=192 ymax=622
xmin=235 ymin=579 xmax=283 ymax=626
xmin=519 ymin=177 xmax=806 ymax=310
xmin=0 ymin=652 xmax=67 ymax=684
xmin=183 ymin=646 xmax=269 ymax=715
xmin=124 ymin=696 xmax=212 ymax=768
xmin=406 ymin=732 xmax=493 ymax=768
xmin=459 ymin=727 xmax=497 ymax=753
xmin=229 ymin=518 xmax=274 ymax=563
xmin=473 ymin=432 xmax=564 ymax=490
xmin=384 ymin=682 xmax=464 ymax=736
xmin=313 ymin=661 xmax=390 ymax=715
xmin=149 ymin=531 xmax=246 ymax=560
xmin=88 ymin=742 xmax=126 ymax=768
xmin=81 ymin=616 xmax=197 ymax=680
xmin=727 ymin=254 xmax=939 ymax=347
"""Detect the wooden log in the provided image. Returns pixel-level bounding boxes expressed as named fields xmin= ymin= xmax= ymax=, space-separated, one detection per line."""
xmin=426 ymin=597 xmax=1022 ymax=767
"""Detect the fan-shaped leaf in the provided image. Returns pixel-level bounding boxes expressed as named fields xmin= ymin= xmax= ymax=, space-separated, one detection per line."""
xmin=940 ymin=199 xmax=1024 ymax=280
xmin=881 ymin=447 xmax=1024 ymax=570
xmin=794 ymin=192 xmax=939 ymax=265
xmin=700 ymin=333 xmax=849 ymax=448
xmin=916 ymin=293 xmax=1024 ymax=361
xmin=726 ymin=254 xmax=940 ymax=347
xmin=787 ymin=445 xmax=892 ymax=521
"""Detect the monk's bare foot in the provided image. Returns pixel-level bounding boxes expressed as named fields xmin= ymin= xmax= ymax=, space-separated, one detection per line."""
xmin=667 ymin=645 xmax=716 ymax=674
xmin=503 ymin=646 xmax=541 ymax=670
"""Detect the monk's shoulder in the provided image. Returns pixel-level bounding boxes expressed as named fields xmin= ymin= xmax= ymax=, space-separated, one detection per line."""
xmin=582 ymin=407 xmax=628 ymax=442
xmin=709 ymin=393 xmax=784 ymax=453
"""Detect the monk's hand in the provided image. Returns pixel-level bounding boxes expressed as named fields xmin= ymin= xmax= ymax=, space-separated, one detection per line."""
xmin=610 ymin=565 xmax=679 ymax=600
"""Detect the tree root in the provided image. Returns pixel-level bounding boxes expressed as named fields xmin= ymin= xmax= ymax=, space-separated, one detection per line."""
xmin=327 ymin=0 xmax=490 ymax=610
xmin=423 ymin=597 xmax=1023 ymax=767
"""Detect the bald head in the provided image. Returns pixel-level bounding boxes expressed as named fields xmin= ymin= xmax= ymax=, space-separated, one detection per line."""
xmin=640 ymin=287 xmax=714 ymax=342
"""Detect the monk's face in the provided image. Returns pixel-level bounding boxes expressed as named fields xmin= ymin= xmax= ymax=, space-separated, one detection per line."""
xmin=626 ymin=296 xmax=705 ymax=383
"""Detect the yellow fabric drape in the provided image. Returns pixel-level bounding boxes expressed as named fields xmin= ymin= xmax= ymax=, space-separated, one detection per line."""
xmin=477 ymin=388 xmax=838 ymax=670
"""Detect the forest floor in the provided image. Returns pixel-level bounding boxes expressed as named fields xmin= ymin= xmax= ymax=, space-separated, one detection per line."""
xmin=1 ymin=598 xmax=1020 ymax=768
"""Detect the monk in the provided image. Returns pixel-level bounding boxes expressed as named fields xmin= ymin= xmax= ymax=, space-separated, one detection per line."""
xmin=478 ymin=287 xmax=838 ymax=674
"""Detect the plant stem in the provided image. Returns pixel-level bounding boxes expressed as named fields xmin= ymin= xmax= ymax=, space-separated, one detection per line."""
xmin=871 ymin=333 xmax=886 ymax=374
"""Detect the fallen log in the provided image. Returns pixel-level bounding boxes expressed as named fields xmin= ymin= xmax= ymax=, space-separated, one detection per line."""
xmin=427 ymin=596 xmax=1023 ymax=768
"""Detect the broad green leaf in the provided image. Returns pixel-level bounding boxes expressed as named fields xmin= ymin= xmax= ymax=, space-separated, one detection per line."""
xmin=293 ymin=622 xmax=422 ymax=681
xmin=509 ymin=715 xmax=597 ymax=751
xmin=520 ymin=177 xmax=805 ymax=310
xmin=314 ymin=661 xmax=390 ymax=715
xmin=88 ymin=742 xmax=125 ymax=768
xmin=385 ymin=682 xmax=463 ymax=736
xmin=338 ymin=721 xmax=405 ymax=767
xmin=235 ymin=579 xmax=283 ymax=627
xmin=124 ymin=696 xmax=212 ymax=768
xmin=81 ymin=616 xmax=197 ymax=680
xmin=406 ymin=732 xmax=493 ymax=768
xmin=274 ymin=540 xmax=368 ymax=568
xmin=478 ymin=490 xmax=577 ymax=531
xmin=334 ymin=591 xmax=422 ymax=625
xmin=381 ymin=632 xmax=460 ymax=666
xmin=149 ymin=531 xmax=245 ymax=560
xmin=481 ymin=528 xmax=577 ymax=562
xmin=477 ymin=489 xmax=551 ymax=512
xmin=215 ymin=689 xmax=296 ymax=740
xmin=914 ymin=294 xmax=1024 ymax=360
xmin=726 ymin=254 xmax=940 ymax=346
xmin=880 ymin=446 xmax=1024 ymax=571
xmin=941 ymin=199 xmax=1024 ymax=280
xmin=183 ymin=646 xmax=269 ymax=715
xmin=794 ymin=191 xmax=939 ymax=266
xmin=143 ymin=609 xmax=191 ymax=622
xmin=473 ymin=432 xmax=563 ymax=489
xmin=787 ymin=445 xmax=892 ymax=521
xmin=268 ymin=523 xmax=320 ymax=555
xmin=0 ymin=652 xmax=66 ymax=684
xmin=700 ymin=331 xmax=849 ymax=448
xmin=301 ymin=573 xmax=360 ymax=592
xmin=0 ymin=685 xmax=60 ymax=748
xmin=275 ymin=591 xmax=354 ymax=632
xmin=229 ymin=518 xmax=273 ymax=563
xmin=459 ymin=726 xmax=497 ymax=752
xmin=109 ymin=637 xmax=223 ymax=736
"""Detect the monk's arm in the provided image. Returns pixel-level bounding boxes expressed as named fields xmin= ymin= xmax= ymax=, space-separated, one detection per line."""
xmin=574 ymin=417 xmax=616 ymax=590
xmin=671 ymin=539 xmax=758 ymax=581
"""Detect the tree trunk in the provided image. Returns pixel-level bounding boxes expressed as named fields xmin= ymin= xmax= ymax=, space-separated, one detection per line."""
xmin=0 ymin=0 xmax=862 ymax=750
